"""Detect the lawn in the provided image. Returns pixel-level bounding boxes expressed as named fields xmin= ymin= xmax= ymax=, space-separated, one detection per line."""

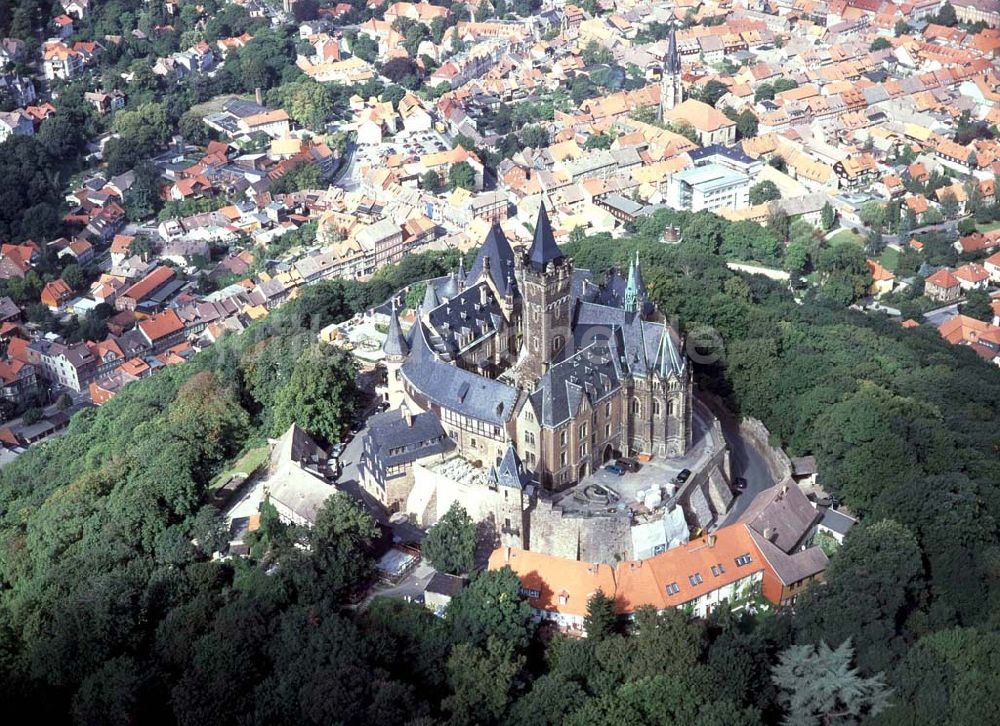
xmin=209 ymin=444 xmax=269 ymax=490
xmin=828 ymin=229 xmax=864 ymax=247
xmin=977 ymin=220 xmax=1000 ymax=233
xmin=878 ymin=246 xmax=900 ymax=272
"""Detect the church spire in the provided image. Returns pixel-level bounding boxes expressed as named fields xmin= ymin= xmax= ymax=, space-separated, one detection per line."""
xmin=665 ymin=25 xmax=681 ymax=75
xmin=658 ymin=327 xmax=684 ymax=378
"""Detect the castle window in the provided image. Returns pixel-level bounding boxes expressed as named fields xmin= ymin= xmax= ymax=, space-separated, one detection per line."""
xmin=579 ymin=423 xmax=587 ymax=440
xmin=470 ymin=438 xmax=477 ymax=449
xmin=560 ymin=452 xmax=567 ymax=467
xmin=560 ymin=430 xmax=567 ymax=446
xmin=668 ymin=400 xmax=674 ymax=416
xmin=524 ymin=431 xmax=535 ymax=446
xmin=631 ymin=398 xmax=641 ymax=415
xmin=605 ymin=402 xmax=611 ymax=417
xmin=605 ymin=423 xmax=611 ymax=438
xmin=579 ymin=443 xmax=586 ymax=457
xmin=653 ymin=400 xmax=661 ymax=416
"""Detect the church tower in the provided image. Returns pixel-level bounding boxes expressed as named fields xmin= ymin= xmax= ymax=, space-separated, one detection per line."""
xmin=515 ymin=204 xmax=573 ymax=387
xmin=659 ymin=25 xmax=682 ymax=119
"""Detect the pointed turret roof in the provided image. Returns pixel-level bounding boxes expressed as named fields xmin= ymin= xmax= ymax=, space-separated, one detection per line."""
xmin=665 ymin=25 xmax=680 ymax=75
xmin=439 ymin=270 xmax=460 ymax=299
xmin=467 ymin=222 xmax=517 ymax=296
xmin=488 ymin=442 xmax=529 ymax=489
xmin=624 ymin=251 xmax=647 ymax=311
xmin=527 ymin=204 xmax=564 ymax=271
xmin=421 ymin=281 xmax=440 ymax=312
xmin=383 ymin=299 xmax=409 ymax=358
xmin=657 ymin=326 xmax=684 ymax=377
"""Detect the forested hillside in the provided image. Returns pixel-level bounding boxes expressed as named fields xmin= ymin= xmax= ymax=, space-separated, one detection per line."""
xmin=1 ymin=211 xmax=999 ymax=725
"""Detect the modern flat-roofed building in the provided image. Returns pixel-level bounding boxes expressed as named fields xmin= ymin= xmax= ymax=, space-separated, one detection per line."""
xmin=666 ymin=163 xmax=751 ymax=212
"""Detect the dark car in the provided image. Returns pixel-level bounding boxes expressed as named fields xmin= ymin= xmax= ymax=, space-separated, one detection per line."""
xmin=617 ymin=457 xmax=641 ymax=473
xmin=675 ymin=468 xmax=692 ymax=484
xmin=604 ymin=463 xmax=626 ymax=476
xmin=733 ymin=477 xmax=748 ymax=491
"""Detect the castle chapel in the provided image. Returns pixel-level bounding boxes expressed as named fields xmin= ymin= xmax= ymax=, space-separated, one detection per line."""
xmin=383 ymin=204 xmax=692 ymax=492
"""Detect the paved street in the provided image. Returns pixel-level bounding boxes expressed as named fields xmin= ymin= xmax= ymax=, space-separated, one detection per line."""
xmin=714 ymin=407 xmax=779 ymax=527
xmin=923 ymin=302 xmax=962 ymax=327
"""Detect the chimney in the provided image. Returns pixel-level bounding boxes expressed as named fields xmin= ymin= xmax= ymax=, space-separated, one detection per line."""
xmin=707 ymin=534 xmax=717 ymax=547
xmin=255 ymin=87 xmax=263 ymax=106
xmin=763 ymin=527 xmax=775 ymax=541
xmin=480 ymin=284 xmax=488 ymax=305
xmin=402 ymin=403 xmax=413 ymax=427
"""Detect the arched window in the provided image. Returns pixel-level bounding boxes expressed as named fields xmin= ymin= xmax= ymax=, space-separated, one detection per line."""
xmin=653 ymin=400 xmax=661 ymax=416
xmin=631 ymin=398 xmax=641 ymax=415
xmin=667 ymin=399 xmax=674 ymax=417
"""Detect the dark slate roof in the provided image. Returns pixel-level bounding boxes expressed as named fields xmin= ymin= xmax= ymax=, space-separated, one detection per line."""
xmin=425 ymin=572 xmax=465 ymax=597
xmin=401 ymin=324 xmax=518 ymax=426
xmin=382 ymin=301 xmax=409 ymax=357
xmin=362 ymin=406 xmax=452 ymax=469
xmin=424 ymin=282 xmax=504 ymax=359
xmin=439 ymin=271 xmax=460 ymax=299
xmin=748 ymin=528 xmax=828 ymax=586
xmin=688 ymin=143 xmax=754 ymax=165
xmin=740 ymin=481 xmax=822 ymax=554
xmin=488 ymin=443 xmax=530 ymax=489
xmin=466 ymin=222 xmax=517 ymax=297
xmin=530 ymin=340 xmax=623 ymax=427
xmin=594 ymin=268 xmax=627 ymax=307
xmin=571 ymin=301 xmax=680 ymax=379
xmin=421 ymin=282 xmax=440 ymax=312
xmin=526 ymin=204 xmax=564 ymax=271
xmin=820 ymin=508 xmax=857 ymax=536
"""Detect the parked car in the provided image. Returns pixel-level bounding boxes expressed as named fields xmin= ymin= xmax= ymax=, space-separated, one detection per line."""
xmin=617 ymin=457 xmax=640 ymax=473
xmin=675 ymin=468 xmax=691 ymax=484
xmin=733 ymin=477 xmax=747 ymax=492
xmin=604 ymin=463 xmax=626 ymax=476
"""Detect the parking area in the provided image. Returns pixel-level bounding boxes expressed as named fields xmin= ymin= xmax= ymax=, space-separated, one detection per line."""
xmin=347 ymin=128 xmax=452 ymax=185
xmin=550 ymin=399 xmax=722 ymax=516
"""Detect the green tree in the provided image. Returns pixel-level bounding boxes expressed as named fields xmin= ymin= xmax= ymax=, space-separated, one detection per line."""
xmin=421 ymin=169 xmax=443 ymax=192
xmin=796 ymin=519 xmax=926 ymax=673
xmin=772 ymin=640 xmax=891 ymax=725
xmin=870 ymin=37 xmax=892 ymax=51
xmin=584 ymin=589 xmax=618 ymax=640
xmin=423 ymin=502 xmax=476 ymax=575
xmin=938 ymin=190 xmax=959 ymax=220
xmin=271 ymin=344 xmax=360 ymax=446
xmin=959 ymin=288 xmax=992 ymax=322
xmin=444 ymin=637 xmax=523 ymax=724
xmin=448 ymin=161 xmax=477 ymax=191
xmin=821 ymin=201 xmax=836 ymax=231
xmin=749 ymin=180 xmax=781 ymax=205
xmin=446 ymin=566 xmax=535 ymax=649
xmin=936 ymin=1 xmax=957 ymax=26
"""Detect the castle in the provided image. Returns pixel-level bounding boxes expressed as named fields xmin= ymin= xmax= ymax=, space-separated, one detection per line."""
xmin=379 ymin=204 xmax=693 ymax=509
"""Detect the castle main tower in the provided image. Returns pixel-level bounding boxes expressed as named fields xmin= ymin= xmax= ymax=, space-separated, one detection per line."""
xmin=659 ymin=25 xmax=683 ymax=119
xmin=515 ymin=204 xmax=573 ymax=387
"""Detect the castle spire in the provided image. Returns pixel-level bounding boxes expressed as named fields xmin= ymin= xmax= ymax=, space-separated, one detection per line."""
xmin=527 ymin=203 xmax=564 ymax=271
xmin=624 ymin=251 xmax=647 ymax=312
xmin=382 ymin=298 xmax=408 ymax=358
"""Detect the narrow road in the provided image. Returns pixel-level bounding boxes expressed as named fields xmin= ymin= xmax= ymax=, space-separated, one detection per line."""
xmin=712 ymin=404 xmax=778 ymax=527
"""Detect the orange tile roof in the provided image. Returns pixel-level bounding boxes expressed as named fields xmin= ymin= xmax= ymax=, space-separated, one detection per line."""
xmin=138 ymin=309 xmax=184 ymax=343
xmin=488 ymin=547 xmax=616 ymax=619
